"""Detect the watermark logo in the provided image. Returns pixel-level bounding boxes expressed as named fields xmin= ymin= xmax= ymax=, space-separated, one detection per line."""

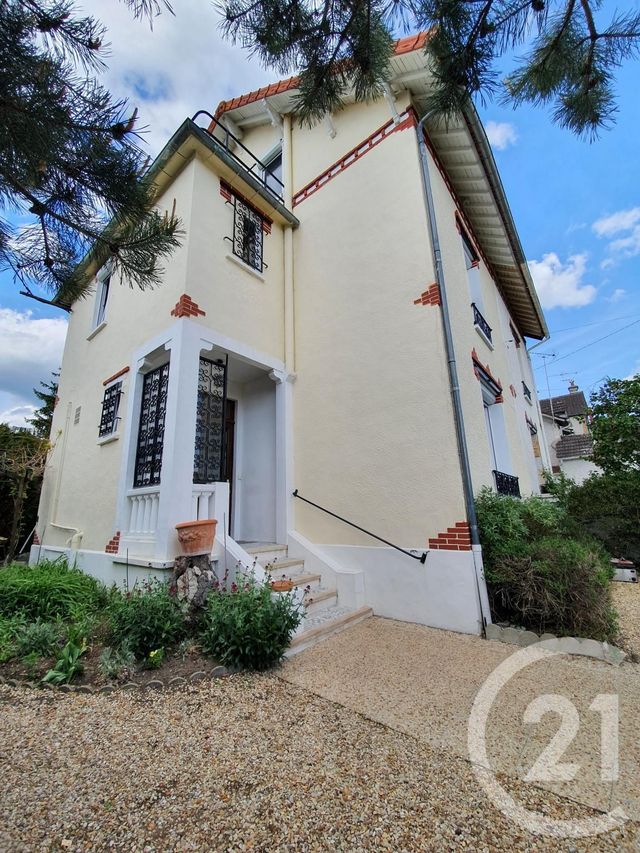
xmin=467 ymin=641 xmax=627 ymax=838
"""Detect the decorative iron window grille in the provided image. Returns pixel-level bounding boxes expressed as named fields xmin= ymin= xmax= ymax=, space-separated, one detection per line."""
xmin=471 ymin=302 xmax=492 ymax=342
xmin=225 ymin=195 xmax=266 ymax=273
xmin=193 ymin=357 xmax=227 ymax=484
xmin=133 ymin=363 xmax=170 ymax=488
xmin=99 ymin=382 xmax=122 ymax=437
xmin=526 ymin=414 xmax=538 ymax=436
xmin=493 ymin=470 xmax=521 ymax=497
xmin=522 ymin=381 xmax=532 ymax=403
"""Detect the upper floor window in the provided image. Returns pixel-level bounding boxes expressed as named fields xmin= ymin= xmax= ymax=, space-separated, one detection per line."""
xmin=264 ymin=148 xmax=283 ymax=197
xmin=99 ymin=381 xmax=123 ymax=438
xmin=93 ymin=265 xmax=112 ymax=328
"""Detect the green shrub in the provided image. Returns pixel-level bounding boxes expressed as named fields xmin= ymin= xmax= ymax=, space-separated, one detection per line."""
xmin=0 ymin=558 xmax=107 ymax=621
xmin=0 ymin=615 xmax=26 ymax=663
xmin=15 ymin=620 xmax=61 ymax=657
xmin=43 ymin=638 xmax=87 ymax=685
xmin=199 ymin=574 xmax=303 ymax=671
xmin=476 ymin=488 xmax=617 ymax=640
xmin=108 ymin=581 xmax=186 ymax=658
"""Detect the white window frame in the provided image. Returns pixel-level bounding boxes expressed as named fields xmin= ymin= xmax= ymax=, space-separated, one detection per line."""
xmin=262 ymin=143 xmax=283 ymax=196
xmin=98 ymin=379 xmax=123 ymax=444
xmin=92 ymin=264 xmax=112 ymax=330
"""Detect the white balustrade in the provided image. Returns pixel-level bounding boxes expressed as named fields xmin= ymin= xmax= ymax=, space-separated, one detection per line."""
xmin=191 ymin=482 xmax=230 ymax=533
xmin=125 ymin=487 xmax=160 ymax=537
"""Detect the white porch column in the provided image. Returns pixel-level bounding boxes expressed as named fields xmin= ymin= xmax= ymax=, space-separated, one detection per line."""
xmin=269 ymin=368 xmax=295 ymax=545
xmin=153 ymin=323 xmax=203 ymax=561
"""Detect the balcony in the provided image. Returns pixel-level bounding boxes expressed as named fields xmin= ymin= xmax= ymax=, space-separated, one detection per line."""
xmin=493 ymin=470 xmax=521 ymax=497
xmin=471 ymin=302 xmax=492 ymax=345
xmin=522 ymin=381 xmax=532 ymax=404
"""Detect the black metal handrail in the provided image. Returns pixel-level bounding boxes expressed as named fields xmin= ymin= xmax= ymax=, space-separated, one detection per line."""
xmin=522 ymin=380 xmax=532 ymax=403
xmin=292 ymin=490 xmax=427 ymax=563
xmin=493 ymin=470 xmax=520 ymax=497
xmin=192 ymin=110 xmax=285 ymax=202
xmin=471 ymin=302 xmax=492 ymax=342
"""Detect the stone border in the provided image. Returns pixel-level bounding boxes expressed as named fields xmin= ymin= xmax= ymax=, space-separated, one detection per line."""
xmin=485 ymin=623 xmax=626 ymax=666
xmin=0 ymin=665 xmax=234 ymax=694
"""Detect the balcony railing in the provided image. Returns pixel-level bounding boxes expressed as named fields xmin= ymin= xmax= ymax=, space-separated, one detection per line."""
xmin=471 ymin=303 xmax=492 ymax=343
xmin=493 ymin=470 xmax=521 ymax=497
xmin=192 ymin=110 xmax=285 ymax=204
xmin=522 ymin=381 xmax=532 ymax=404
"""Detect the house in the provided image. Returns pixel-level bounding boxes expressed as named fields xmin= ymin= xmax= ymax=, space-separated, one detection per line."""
xmin=540 ymin=381 xmax=600 ymax=484
xmin=32 ymin=32 xmax=551 ymax=639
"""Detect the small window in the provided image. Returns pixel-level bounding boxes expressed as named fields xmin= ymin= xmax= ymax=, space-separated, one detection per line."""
xmin=231 ymin=197 xmax=264 ymax=272
xmin=74 ymin=406 xmax=81 ymax=425
xmin=99 ymin=382 xmax=122 ymax=437
xmin=461 ymin=230 xmax=479 ymax=271
xmin=264 ymin=150 xmax=283 ymax=196
xmin=94 ymin=265 xmax=112 ymax=328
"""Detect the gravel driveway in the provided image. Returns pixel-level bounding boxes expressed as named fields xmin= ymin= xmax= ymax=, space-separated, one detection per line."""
xmin=0 ymin=669 xmax=638 ymax=851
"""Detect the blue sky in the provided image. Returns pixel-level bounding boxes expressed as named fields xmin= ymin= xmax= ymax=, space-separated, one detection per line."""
xmin=1 ymin=0 xmax=638 ymax=425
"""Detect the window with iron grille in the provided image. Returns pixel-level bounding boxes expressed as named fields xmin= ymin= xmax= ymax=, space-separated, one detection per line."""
xmin=193 ymin=357 xmax=227 ymax=484
xmin=227 ymin=195 xmax=265 ymax=272
xmin=99 ymin=382 xmax=122 ymax=437
xmin=133 ymin=363 xmax=169 ymax=488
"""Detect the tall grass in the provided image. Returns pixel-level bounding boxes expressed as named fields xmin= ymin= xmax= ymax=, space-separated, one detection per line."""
xmin=0 ymin=558 xmax=108 ymax=621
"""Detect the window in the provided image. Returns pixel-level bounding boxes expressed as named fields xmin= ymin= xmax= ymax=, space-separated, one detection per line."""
xmin=99 ymin=382 xmax=122 ymax=438
xmin=94 ymin=266 xmax=111 ymax=327
xmin=264 ymin=149 xmax=283 ymax=197
xmin=133 ymin=363 xmax=170 ymax=488
xmin=230 ymin=196 xmax=265 ymax=272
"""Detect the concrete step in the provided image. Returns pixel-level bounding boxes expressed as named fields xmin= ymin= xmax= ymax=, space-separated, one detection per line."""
xmin=265 ymin=558 xmax=305 ymax=573
xmin=244 ymin=543 xmax=288 ymax=564
xmin=286 ymin=606 xmax=374 ymax=656
xmin=304 ymin=587 xmax=338 ymax=614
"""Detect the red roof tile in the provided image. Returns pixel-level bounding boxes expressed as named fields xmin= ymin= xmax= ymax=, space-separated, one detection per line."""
xmin=212 ymin=31 xmax=431 ymax=121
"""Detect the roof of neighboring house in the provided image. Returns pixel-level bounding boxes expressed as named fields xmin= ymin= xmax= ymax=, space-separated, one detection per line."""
xmin=540 ymin=391 xmax=588 ymax=419
xmin=555 ymin=434 xmax=594 ymax=460
xmin=213 ymin=32 xmax=431 ymax=118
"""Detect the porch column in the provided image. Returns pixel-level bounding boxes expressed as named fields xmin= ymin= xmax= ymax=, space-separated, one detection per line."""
xmin=153 ymin=323 xmax=202 ymax=561
xmin=269 ymin=368 xmax=296 ymax=544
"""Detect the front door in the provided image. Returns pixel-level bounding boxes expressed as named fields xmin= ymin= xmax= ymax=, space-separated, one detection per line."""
xmin=223 ymin=399 xmax=236 ymax=528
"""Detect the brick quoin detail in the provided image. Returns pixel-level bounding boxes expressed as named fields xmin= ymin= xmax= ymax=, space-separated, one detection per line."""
xmin=171 ymin=294 xmax=206 ymax=319
xmin=428 ymin=522 xmax=472 ymax=552
xmin=105 ymin=531 xmax=120 ymax=554
xmin=414 ymin=283 xmax=441 ymax=307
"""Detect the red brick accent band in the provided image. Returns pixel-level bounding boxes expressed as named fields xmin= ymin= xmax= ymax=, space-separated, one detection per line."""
xmin=103 ymin=366 xmax=130 ymax=387
xmin=171 ymin=294 xmax=206 ymax=319
xmin=472 ymin=348 xmax=503 ymax=401
xmin=293 ymin=110 xmax=416 ymax=207
xmin=428 ymin=521 xmax=472 ymax=551
xmin=220 ymin=180 xmax=272 ymax=233
xmin=105 ymin=531 xmax=120 ymax=555
xmin=33 ymin=530 xmax=40 ymax=545
xmin=414 ymin=283 xmax=441 ymax=307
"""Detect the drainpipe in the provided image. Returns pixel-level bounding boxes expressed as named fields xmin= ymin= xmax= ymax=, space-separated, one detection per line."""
xmin=415 ymin=113 xmax=492 ymax=632
xmin=283 ymin=114 xmax=295 ymax=371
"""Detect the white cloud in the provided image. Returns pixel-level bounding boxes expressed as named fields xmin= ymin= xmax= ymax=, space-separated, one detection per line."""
xmin=592 ymin=207 xmax=640 ymax=237
xmin=0 ymin=308 xmax=67 ymax=404
xmin=485 ymin=121 xmax=518 ymax=151
xmin=592 ymin=207 xmax=640 ymax=266
xmin=0 ymin=405 xmax=37 ymax=429
xmin=91 ymin=0 xmax=276 ymax=154
xmin=527 ymin=253 xmax=597 ymax=310
xmin=607 ymin=288 xmax=626 ymax=303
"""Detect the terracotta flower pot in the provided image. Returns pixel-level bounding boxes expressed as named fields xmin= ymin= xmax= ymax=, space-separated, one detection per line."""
xmin=270 ymin=578 xmax=295 ymax=592
xmin=175 ymin=519 xmax=217 ymax=556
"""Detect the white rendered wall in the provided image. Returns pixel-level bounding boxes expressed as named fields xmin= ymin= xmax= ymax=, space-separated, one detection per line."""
xmin=561 ymin=458 xmax=600 ymax=485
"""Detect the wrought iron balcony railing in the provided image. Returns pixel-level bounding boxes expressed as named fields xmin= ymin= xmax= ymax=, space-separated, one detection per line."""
xmin=522 ymin=381 xmax=532 ymax=403
xmin=192 ymin=110 xmax=285 ymax=203
xmin=493 ymin=470 xmax=521 ymax=497
xmin=471 ymin=303 xmax=492 ymax=343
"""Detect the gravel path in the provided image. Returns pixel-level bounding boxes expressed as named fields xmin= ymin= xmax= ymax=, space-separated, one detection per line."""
xmin=0 ymin=674 xmax=637 ymax=851
xmin=612 ymin=581 xmax=640 ymax=658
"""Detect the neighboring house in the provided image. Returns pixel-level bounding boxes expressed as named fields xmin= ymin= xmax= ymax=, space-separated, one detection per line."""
xmin=33 ymin=33 xmax=551 ymax=638
xmin=541 ymin=382 xmax=600 ymax=485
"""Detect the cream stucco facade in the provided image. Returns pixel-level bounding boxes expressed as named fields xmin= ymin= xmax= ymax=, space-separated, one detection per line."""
xmin=34 ymin=35 xmax=551 ymax=635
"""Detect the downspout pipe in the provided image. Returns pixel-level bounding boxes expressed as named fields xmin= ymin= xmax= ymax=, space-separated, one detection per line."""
xmin=415 ymin=113 xmax=492 ymax=631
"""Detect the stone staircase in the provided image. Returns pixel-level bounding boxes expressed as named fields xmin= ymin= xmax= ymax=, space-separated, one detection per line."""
xmin=243 ymin=543 xmax=372 ymax=654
